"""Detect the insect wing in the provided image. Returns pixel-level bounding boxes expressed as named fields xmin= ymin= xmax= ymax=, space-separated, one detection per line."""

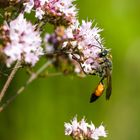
xmin=106 ymin=72 xmax=112 ymax=100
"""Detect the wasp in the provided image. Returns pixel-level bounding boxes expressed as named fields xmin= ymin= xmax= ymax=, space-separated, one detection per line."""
xmin=90 ymin=49 xmax=112 ymax=103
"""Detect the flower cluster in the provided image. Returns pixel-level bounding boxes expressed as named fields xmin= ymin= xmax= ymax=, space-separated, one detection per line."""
xmin=24 ymin=0 xmax=77 ymax=25
xmin=63 ymin=20 xmax=112 ymax=76
xmin=64 ymin=116 xmax=107 ymax=140
xmin=43 ymin=26 xmax=81 ymax=75
xmin=0 ymin=0 xmax=112 ymax=77
xmin=1 ymin=14 xmax=43 ymax=67
xmin=44 ymin=21 xmax=112 ymax=76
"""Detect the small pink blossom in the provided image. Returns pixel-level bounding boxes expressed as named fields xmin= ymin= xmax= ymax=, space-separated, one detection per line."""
xmin=64 ymin=116 xmax=107 ymax=140
xmin=24 ymin=0 xmax=78 ymax=24
xmin=3 ymin=14 xmax=43 ymax=67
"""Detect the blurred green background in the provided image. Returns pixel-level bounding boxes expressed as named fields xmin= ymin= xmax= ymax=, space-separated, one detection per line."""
xmin=1 ymin=0 xmax=140 ymax=140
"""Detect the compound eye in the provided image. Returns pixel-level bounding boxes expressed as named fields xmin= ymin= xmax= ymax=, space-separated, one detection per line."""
xmin=99 ymin=50 xmax=108 ymax=57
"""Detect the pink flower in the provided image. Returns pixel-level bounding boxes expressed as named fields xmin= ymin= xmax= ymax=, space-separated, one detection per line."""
xmin=24 ymin=0 xmax=78 ymax=24
xmin=3 ymin=14 xmax=43 ymax=67
xmin=64 ymin=116 xmax=107 ymax=140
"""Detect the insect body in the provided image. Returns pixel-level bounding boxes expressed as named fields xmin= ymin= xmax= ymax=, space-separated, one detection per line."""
xmin=90 ymin=67 xmax=112 ymax=103
xmin=90 ymin=79 xmax=105 ymax=102
xmin=90 ymin=47 xmax=112 ymax=103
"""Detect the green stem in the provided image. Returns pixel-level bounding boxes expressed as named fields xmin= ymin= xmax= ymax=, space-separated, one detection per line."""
xmin=0 ymin=59 xmax=54 ymax=112
xmin=0 ymin=61 xmax=21 ymax=103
